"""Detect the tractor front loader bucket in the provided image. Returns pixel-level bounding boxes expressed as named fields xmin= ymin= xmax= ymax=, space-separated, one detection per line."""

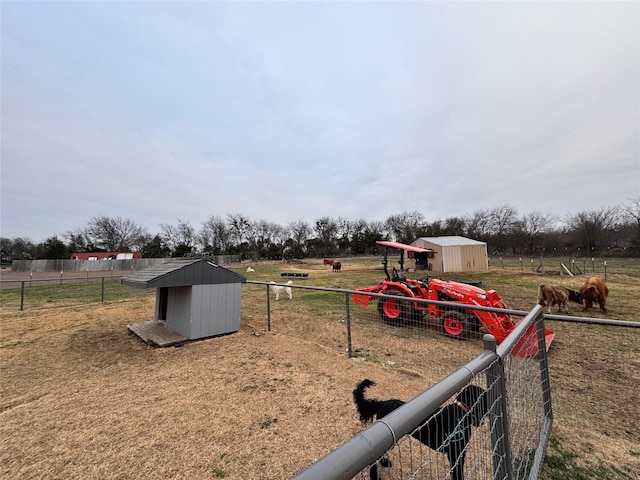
xmin=352 ymin=293 xmax=372 ymax=307
xmin=512 ymin=324 xmax=556 ymax=357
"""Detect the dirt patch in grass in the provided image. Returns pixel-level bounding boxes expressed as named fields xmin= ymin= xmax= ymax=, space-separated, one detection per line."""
xmin=1 ymin=259 xmax=639 ymax=479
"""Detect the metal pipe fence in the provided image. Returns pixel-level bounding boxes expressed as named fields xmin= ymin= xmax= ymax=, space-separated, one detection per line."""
xmin=1 ymin=277 xmax=637 ymax=477
xmin=248 ymin=281 xmax=638 ymax=479
xmin=0 ymin=276 xmax=151 ymax=311
xmin=293 ymin=307 xmax=552 ymax=480
xmin=487 ymin=256 xmax=620 ymax=281
xmin=248 ymin=281 xmax=639 ymax=360
xmin=244 ymin=281 xmax=554 ymax=479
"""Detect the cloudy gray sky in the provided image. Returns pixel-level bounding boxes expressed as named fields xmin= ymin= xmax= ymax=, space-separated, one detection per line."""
xmin=2 ymin=1 xmax=639 ymax=243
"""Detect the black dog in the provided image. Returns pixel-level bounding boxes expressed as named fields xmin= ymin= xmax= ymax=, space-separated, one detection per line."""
xmin=353 ymin=379 xmax=488 ymax=480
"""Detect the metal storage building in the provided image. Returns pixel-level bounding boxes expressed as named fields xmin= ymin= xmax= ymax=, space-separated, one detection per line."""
xmin=409 ymin=236 xmax=488 ymax=273
xmin=122 ymin=259 xmax=246 ymax=346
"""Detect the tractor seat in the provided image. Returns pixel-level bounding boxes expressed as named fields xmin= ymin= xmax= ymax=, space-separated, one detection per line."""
xmin=392 ymin=268 xmax=406 ymax=282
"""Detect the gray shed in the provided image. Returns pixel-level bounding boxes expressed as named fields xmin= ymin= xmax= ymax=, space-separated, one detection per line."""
xmin=122 ymin=259 xmax=246 ymax=345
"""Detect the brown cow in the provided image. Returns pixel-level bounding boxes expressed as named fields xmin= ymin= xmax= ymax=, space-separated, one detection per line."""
xmin=537 ymin=284 xmax=582 ymax=314
xmin=579 ymin=276 xmax=609 ymax=314
xmin=332 ymin=261 xmax=342 ymax=272
xmin=323 ymin=258 xmax=335 ymax=266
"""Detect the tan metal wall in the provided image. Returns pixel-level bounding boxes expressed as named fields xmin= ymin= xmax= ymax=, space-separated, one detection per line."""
xmin=408 ymin=239 xmax=488 ymax=273
xmin=442 ymin=244 xmax=488 ymax=272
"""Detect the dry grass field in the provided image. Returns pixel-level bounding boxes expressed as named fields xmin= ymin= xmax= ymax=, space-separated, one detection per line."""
xmin=1 ymin=258 xmax=639 ymax=479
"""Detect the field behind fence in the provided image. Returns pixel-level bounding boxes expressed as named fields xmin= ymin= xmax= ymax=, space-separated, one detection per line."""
xmin=1 ymin=256 xmax=639 ymax=479
xmin=238 ymin=257 xmax=640 ymax=479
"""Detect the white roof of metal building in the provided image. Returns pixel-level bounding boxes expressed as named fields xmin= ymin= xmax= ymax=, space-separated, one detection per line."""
xmin=417 ymin=236 xmax=486 ymax=247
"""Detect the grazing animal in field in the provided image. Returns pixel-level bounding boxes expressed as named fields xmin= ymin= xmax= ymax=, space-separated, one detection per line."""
xmin=332 ymin=261 xmax=342 ymax=272
xmin=537 ymin=284 xmax=582 ymax=314
xmin=579 ymin=276 xmax=609 ymax=314
xmin=353 ymin=379 xmax=488 ymax=480
xmin=323 ymin=258 xmax=335 ymax=265
xmin=269 ymin=280 xmax=293 ymax=300
xmin=246 ymin=267 xmax=255 ymax=272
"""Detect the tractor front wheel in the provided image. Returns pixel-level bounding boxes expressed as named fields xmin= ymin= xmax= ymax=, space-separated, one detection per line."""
xmin=378 ymin=293 xmax=410 ymax=327
xmin=441 ymin=311 xmax=469 ymax=339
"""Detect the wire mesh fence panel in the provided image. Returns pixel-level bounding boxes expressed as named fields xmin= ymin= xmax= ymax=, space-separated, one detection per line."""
xmin=349 ymin=298 xmax=491 ymax=376
xmin=243 ymin=282 xmax=499 ymax=377
xmin=293 ymin=306 xmax=554 ymax=480
xmin=244 ymin=281 xmax=542 ymax=387
xmin=504 ymin=354 xmax=549 ymax=480
xmin=351 ymin=377 xmax=496 ymax=480
xmin=0 ymin=277 xmax=152 ymax=312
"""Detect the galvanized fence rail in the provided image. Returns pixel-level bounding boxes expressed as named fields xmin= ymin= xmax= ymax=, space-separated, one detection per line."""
xmin=0 ymin=275 xmax=150 ymax=311
xmin=248 ymin=281 xmax=639 ymax=361
xmin=292 ymin=307 xmax=552 ymax=480
xmin=247 ymin=280 xmax=639 ymax=479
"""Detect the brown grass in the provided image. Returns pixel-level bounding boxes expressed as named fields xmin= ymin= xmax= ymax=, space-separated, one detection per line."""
xmin=1 ymin=259 xmax=639 ymax=479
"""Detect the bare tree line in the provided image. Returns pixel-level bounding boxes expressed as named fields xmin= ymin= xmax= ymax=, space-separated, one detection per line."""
xmin=2 ymin=199 xmax=640 ymax=262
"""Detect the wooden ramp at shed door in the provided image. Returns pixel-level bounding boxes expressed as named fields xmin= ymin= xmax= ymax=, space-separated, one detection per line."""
xmin=127 ymin=320 xmax=188 ymax=347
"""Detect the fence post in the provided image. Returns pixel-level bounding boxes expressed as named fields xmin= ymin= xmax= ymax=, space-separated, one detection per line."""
xmin=484 ymin=334 xmax=514 ymax=480
xmin=531 ymin=311 xmax=554 ymax=479
xmin=101 ymin=277 xmax=105 ymax=303
xmin=20 ymin=281 xmax=25 ymax=311
xmin=536 ymin=314 xmax=553 ymax=423
xmin=266 ymin=284 xmax=272 ymax=332
xmin=345 ymin=293 xmax=353 ymax=358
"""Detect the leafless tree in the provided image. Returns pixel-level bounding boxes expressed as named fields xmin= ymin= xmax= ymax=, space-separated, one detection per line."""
xmin=621 ymin=197 xmax=640 ymax=254
xmin=200 ymin=215 xmax=232 ymax=254
xmin=226 ymin=213 xmax=252 ymax=248
xmin=160 ymin=219 xmax=196 ymax=256
xmin=314 ymin=216 xmax=339 ymax=255
xmin=250 ymin=219 xmax=287 ymax=255
xmin=520 ymin=210 xmax=558 ymax=253
xmin=84 ymin=216 xmax=148 ymax=252
xmin=564 ymin=206 xmax=622 ymax=253
xmin=384 ymin=211 xmax=424 ymax=244
xmin=287 ymin=219 xmax=312 ymax=257
xmin=622 ymin=197 xmax=640 ymax=230
xmin=465 ymin=208 xmax=493 ymax=240
xmin=442 ymin=216 xmax=467 ymax=236
xmin=288 ymin=219 xmax=312 ymax=247
xmin=65 ymin=227 xmax=91 ymax=252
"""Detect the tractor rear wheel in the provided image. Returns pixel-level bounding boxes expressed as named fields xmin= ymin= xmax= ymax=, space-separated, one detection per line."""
xmin=441 ymin=311 xmax=469 ymax=339
xmin=378 ymin=292 xmax=411 ymax=327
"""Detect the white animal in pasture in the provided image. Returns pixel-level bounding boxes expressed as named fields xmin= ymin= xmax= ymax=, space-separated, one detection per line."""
xmin=246 ymin=267 xmax=255 ymax=272
xmin=269 ymin=280 xmax=293 ymax=300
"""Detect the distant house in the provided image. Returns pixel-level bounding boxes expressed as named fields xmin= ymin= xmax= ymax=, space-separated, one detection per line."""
xmin=408 ymin=236 xmax=488 ymax=273
xmin=70 ymin=252 xmax=142 ymax=260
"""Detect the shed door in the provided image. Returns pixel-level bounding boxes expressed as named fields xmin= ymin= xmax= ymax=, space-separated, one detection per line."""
xmin=158 ymin=288 xmax=169 ymax=320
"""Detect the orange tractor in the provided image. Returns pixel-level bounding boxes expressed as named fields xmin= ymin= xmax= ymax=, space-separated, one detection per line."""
xmin=352 ymin=241 xmax=555 ymax=355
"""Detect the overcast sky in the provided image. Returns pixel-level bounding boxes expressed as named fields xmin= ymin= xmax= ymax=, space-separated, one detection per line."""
xmin=1 ymin=1 xmax=639 ymax=243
